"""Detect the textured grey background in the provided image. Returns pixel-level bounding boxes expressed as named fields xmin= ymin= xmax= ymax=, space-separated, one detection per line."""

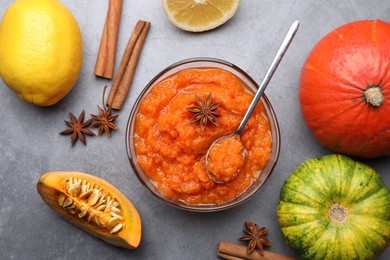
xmin=0 ymin=0 xmax=389 ymax=259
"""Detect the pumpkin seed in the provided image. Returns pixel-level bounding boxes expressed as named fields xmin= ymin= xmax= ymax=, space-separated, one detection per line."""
xmin=59 ymin=177 xmax=125 ymax=233
xmin=96 ymin=194 xmax=106 ymax=207
xmin=104 ymin=199 xmax=114 ymax=213
xmin=68 ymin=176 xmax=73 ymax=184
xmin=108 ymin=217 xmax=119 ymax=229
xmin=80 ymin=180 xmax=86 ymax=191
xmin=110 ymin=223 xmax=123 ymax=234
xmin=111 ymin=206 xmax=121 ymax=214
xmin=79 ymin=189 xmax=93 ymax=199
xmin=94 ymin=216 xmax=101 ymax=227
xmin=67 ymin=204 xmax=76 ymax=210
xmin=97 ymin=204 xmax=106 ymax=211
xmin=88 ymin=189 xmax=101 ymax=206
xmin=78 ymin=210 xmax=87 ymax=218
xmin=68 ymin=183 xmax=81 ymax=197
xmin=83 ymin=181 xmax=91 ymax=193
xmin=63 ymin=197 xmax=73 ymax=208
xmin=58 ymin=194 xmax=66 ymax=206
xmin=110 ymin=212 xmax=124 ymax=220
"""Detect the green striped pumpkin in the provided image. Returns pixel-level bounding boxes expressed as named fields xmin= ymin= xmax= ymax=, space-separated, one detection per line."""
xmin=277 ymin=154 xmax=390 ymax=259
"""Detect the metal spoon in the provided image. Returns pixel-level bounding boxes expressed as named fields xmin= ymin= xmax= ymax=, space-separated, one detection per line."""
xmin=206 ymin=21 xmax=299 ymax=184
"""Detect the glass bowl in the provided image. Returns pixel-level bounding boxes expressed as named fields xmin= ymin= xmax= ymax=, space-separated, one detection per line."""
xmin=126 ymin=58 xmax=280 ymax=212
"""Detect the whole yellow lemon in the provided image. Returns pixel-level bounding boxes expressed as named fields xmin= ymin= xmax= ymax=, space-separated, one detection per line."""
xmin=0 ymin=0 xmax=82 ymax=106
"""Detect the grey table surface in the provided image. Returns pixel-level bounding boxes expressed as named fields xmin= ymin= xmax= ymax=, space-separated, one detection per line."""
xmin=1 ymin=0 xmax=389 ymax=259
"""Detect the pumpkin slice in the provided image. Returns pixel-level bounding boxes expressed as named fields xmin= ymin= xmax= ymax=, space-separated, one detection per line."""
xmin=37 ymin=171 xmax=141 ymax=249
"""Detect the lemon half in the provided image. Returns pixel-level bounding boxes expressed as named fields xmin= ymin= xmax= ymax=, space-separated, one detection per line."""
xmin=162 ymin=0 xmax=240 ymax=32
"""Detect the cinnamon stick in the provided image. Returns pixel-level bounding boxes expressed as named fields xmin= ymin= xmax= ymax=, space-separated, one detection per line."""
xmin=218 ymin=242 xmax=295 ymax=260
xmin=94 ymin=0 xmax=123 ymax=79
xmin=107 ymin=20 xmax=151 ymax=110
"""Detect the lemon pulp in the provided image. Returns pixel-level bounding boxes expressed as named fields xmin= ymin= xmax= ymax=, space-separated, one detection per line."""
xmin=162 ymin=0 xmax=240 ymax=32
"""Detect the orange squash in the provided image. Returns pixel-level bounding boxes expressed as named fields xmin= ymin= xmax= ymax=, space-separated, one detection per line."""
xmin=37 ymin=171 xmax=141 ymax=249
xmin=299 ymin=20 xmax=390 ymax=158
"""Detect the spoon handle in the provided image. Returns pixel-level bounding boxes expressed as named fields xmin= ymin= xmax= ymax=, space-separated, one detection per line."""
xmin=236 ymin=21 xmax=299 ymax=134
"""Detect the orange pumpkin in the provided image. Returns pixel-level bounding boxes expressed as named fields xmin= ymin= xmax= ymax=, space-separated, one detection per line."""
xmin=299 ymin=20 xmax=390 ymax=158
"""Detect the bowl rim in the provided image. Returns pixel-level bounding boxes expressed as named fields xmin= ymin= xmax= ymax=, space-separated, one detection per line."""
xmin=125 ymin=57 xmax=281 ymax=212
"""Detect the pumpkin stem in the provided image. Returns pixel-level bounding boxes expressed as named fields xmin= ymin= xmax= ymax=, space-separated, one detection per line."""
xmin=364 ymin=86 xmax=384 ymax=107
xmin=328 ymin=203 xmax=348 ymax=223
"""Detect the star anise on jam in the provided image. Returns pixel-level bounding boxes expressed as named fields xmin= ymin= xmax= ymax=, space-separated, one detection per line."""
xmin=59 ymin=110 xmax=96 ymax=146
xmin=90 ymin=85 xmax=119 ymax=137
xmin=186 ymin=93 xmax=221 ymax=131
xmin=239 ymin=221 xmax=272 ymax=255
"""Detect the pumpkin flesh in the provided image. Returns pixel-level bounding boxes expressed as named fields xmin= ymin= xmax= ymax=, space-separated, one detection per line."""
xmin=299 ymin=20 xmax=390 ymax=158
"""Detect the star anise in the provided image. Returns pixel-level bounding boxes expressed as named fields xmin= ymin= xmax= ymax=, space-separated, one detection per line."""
xmin=239 ymin=221 xmax=272 ymax=255
xmin=186 ymin=93 xmax=221 ymax=131
xmin=91 ymin=85 xmax=119 ymax=137
xmin=59 ymin=110 xmax=96 ymax=146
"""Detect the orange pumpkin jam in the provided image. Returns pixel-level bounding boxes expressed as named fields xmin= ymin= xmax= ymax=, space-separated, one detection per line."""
xmin=207 ymin=135 xmax=245 ymax=183
xmin=134 ymin=68 xmax=272 ymax=205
